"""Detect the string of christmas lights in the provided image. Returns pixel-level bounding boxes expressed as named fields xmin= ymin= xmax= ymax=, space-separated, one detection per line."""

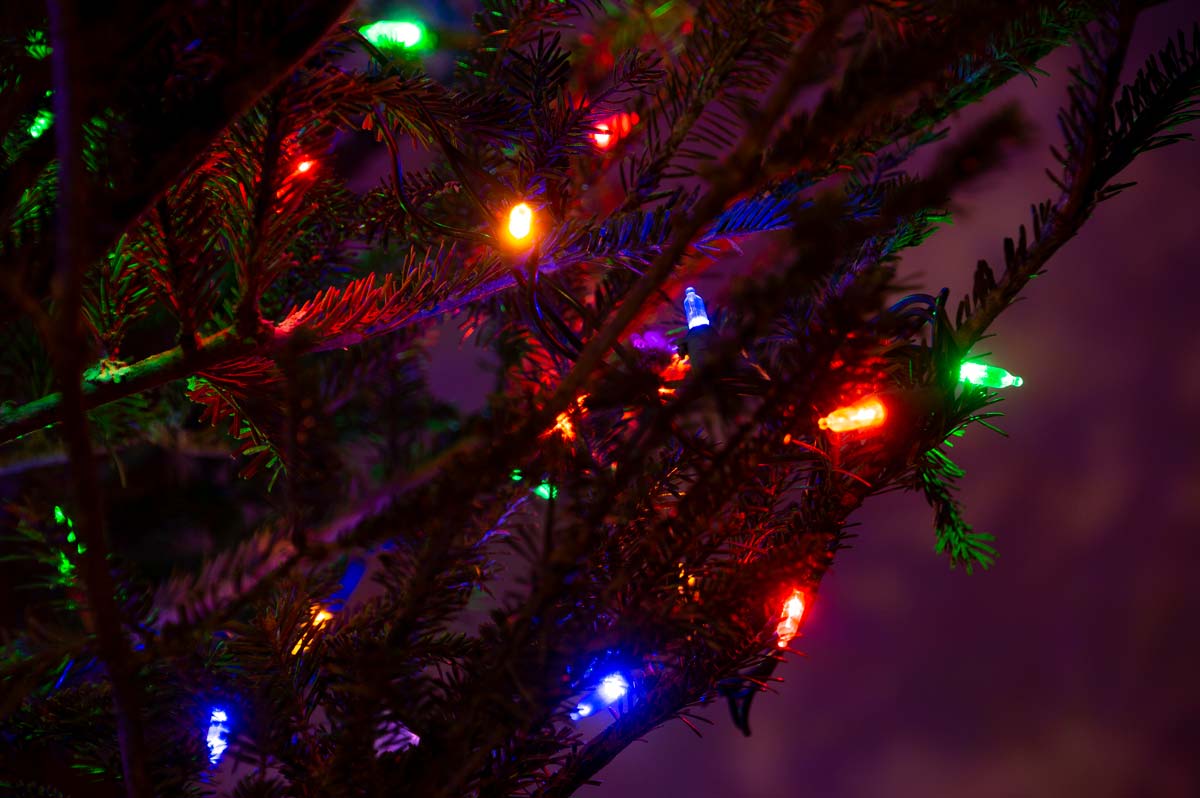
xmin=1 ymin=0 xmax=1177 ymax=790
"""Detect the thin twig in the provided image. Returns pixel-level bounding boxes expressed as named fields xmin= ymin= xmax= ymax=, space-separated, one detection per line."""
xmin=957 ymin=6 xmax=1138 ymax=345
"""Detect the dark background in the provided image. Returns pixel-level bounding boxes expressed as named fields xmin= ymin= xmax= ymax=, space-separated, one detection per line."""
xmin=569 ymin=5 xmax=1200 ymax=796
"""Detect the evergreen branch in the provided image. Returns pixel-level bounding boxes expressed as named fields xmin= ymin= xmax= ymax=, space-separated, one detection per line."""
xmin=279 ymin=114 xmax=1026 ymax=794
xmin=915 ymin=447 xmax=997 ymax=571
xmin=538 ymin=3 xmax=853 ymax=424
xmin=322 ymin=44 xmax=519 ymax=149
xmin=537 ymin=476 xmax=882 ymax=797
xmin=85 ymin=0 xmax=358 ymax=285
xmin=150 ymin=527 xmax=298 ymax=632
xmin=461 ymin=0 xmax=601 ymax=85
xmin=0 ymin=328 xmax=256 ymax=444
xmin=188 ymin=358 xmax=287 ymax=482
xmin=4 ymin=2 xmax=1196 ymax=792
xmin=1100 ymin=21 xmax=1200 ymax=190
xmin=533 ymin=672 xmax=699 ymax=797
xmin=617 ymin=0 xmax=826 ymax=211
xmin=0 ymin=3 xmax=1087 ymax=447
xmin=0 ymin=277 xmax=494 ymax=444
xmin=137 ymin=193 xmax=225 ymax=350
xmin=956 ymin=5 xmax=1145 ymax=344
xmin=80 ymin=236 xmax=154 ymax=358
xmin=117 ymin=18 xmax=1041 ymax=715
xmin=3 ymin=0 xmax=356 ymax=312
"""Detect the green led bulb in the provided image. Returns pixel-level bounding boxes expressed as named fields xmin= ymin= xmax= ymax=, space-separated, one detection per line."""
xmin=360 ymin=20 xmax=427 ymax=51
xmin=959 ymin=361 xmax=1024 ymax=389
xmin=28 ymin=108 xmax=53 ymax=139
xmin=510 ymin=469 xmax=524 ymax=482
xmin=532 ymin=481 xmax=558 ymax=500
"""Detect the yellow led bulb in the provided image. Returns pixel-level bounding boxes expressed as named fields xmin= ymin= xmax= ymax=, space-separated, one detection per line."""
xmin=507 ymin=202 xmax=534 ymax=243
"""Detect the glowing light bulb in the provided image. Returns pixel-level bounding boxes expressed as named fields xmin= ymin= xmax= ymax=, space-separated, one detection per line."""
xmin=532 ymin=481 xmax=558 ymax=500
xmin=683 ymin=287 xmax=710 ymax=329
xmin=207 ymin=708 xmax=231 ymax=764
xmin=545 ymin=394 xmax=587 ymax=442
xmin=291 ymin=606 xmax=334 ymax=654
xmin=507 ymin=202 xmax=533 ymax=242
xmin=817 ymin=397 xmax=886 ymax=433
xmin=295 ymin=160 xmax=314 ymax=174
xmin=597 ymin=673 xmax=629 ymax=704
xmin=360 ymin=20 xmax=426 ymax=50
xmin=593 ymin=122 xmax=612 ymax=149
xmin=659 ymin=352 xmax=690 ymax=382
xmin=28 ymin=109 xmax=53 ymax=139
xmin=775 ymin=589 xmax=806 ymax=648
xmin=552 ymin=413 xmax=575 ymax=440
xmin=959 ymin=361 xmax=1023 ymax=389
xmin=592 ymin=112 xmax=639 ymax=149
xmin=56 ymin=550 xmax=74 ymax=579
xmin=570 ymin=671 xmax=630 ymax=721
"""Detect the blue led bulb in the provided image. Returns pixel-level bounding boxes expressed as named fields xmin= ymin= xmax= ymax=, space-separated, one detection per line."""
xmin=570 ymin=672 xmax=629 ymax=721
xmin=683 ymin=287 xmax=710 ymax=329
xmin=207 ymin=707 xmax=231 ymax=764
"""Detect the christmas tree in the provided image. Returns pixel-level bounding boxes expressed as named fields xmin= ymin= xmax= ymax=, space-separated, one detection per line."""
xmin=1 ymin=1 xmax=1197 ymax=796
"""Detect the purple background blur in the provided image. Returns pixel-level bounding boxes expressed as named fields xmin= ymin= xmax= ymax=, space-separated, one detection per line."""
xmin=426 ymin=4 xmax=1200 ymax=795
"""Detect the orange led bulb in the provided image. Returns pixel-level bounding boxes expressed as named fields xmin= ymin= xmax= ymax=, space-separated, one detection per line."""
xmin=507 ymin=202 xmax=534 ymax=243
xmin=817 ymin=396 xmax=886 ymax=433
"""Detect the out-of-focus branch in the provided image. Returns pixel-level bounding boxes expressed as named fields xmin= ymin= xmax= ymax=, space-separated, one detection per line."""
xmin=46 ymin=3 xmax=151 ymax=796
xmin=1 ymin=1 xmax=356 ymax=315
